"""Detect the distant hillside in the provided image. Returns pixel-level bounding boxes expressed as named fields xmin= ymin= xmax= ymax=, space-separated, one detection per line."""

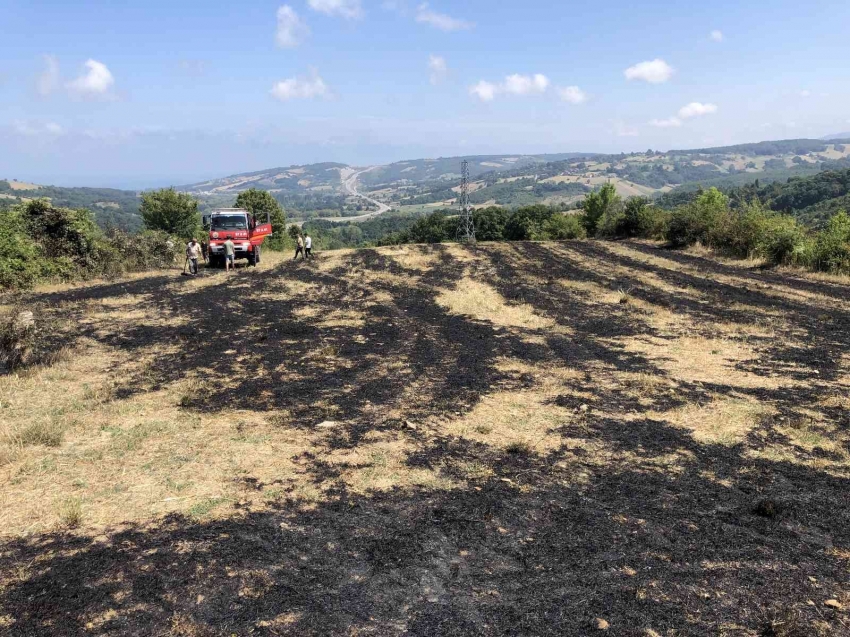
xmin=0 ymin=180 xmax=142 ymax=231
xmin=374 ymin=138 xmax=850 ymax=216
xmin=180 ymin=162 xmax=348 ymax=195
xmin=357 ymin=154 xmax=587 ymax=187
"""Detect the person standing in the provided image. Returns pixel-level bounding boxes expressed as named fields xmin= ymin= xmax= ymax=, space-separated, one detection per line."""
xmin=294 ymin=234 xmax=305 ymax=261
xmin=200 ymin=240 xmax=209 ymax=264
xmin=224 ymin=237 xmax=236 ymax=272
xmin=186 ymin=239 xmax=202 ymax=275
xmin=304 ymin=234 xmax=313 ymax=259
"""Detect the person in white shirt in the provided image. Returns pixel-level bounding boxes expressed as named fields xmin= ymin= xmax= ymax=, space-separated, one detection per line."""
xmin=304 ymin=234 xmax=313 ymax=259
xmin=186 ymin=239 xmax=202 ymax=275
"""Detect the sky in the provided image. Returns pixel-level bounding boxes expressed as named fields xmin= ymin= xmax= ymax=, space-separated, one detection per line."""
xmin=1 ymin=0 xmax=850 ymax=188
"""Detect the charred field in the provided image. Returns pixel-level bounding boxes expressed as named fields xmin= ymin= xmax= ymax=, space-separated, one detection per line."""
xmin=0 ymin=241 xmax=849 ymax=636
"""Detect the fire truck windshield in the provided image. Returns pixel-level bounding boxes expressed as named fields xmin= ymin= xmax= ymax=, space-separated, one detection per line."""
xmin=211 ymin=215 xmax=248 ymax=231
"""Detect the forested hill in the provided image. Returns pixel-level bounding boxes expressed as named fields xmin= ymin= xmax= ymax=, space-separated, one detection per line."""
xmin=0 ymin=180 xmax=142 ymax=231
xmin=658 ymin=167 xmax=850 ymax=227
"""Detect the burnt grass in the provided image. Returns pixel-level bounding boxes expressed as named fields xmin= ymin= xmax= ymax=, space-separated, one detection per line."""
xmin=2 ymin=241 xmax=850 ymax=636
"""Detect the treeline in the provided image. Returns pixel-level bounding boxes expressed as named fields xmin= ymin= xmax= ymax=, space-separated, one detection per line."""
xmin=0 ymin=199 xmax=179 ymax=289
xmin=0 ymin=187 xmax=288 ymax=289
xmin=0 ymin=180 xmax=143 ymax=231
xmin=659 ymin=167 xmax=850 ymax=228
xmin=377 ymin=184 xmax=850 ymax=275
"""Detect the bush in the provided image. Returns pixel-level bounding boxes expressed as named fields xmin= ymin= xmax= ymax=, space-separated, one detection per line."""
xmin=595 ymin=196 xmax=669 ymax=240
xmin=141 ymin=188 xmax=200 ymax=239
xmin=667 ymin=188 xmax=729 ymax=247
xmin=810 ymin=210 xmax=850 ymax=273
xmin=581 ymin=183 xmax=621 ymax=236
xmin=504 ymin=205 xmax=555 ymax=240
xmin=0 ymin=309 xmax=36 ymax=371
xmin=407 ymin=212 xmax=450 ymax=243
xmin=108 ymin=229 xmax=181 ymax=271
xmin=759 ymin=216 xmax=809 ymax=266
xmin=542 ymin=213 xmax=586 ymax=240
xmin=473 ymin=207 xmax=509 ymax=241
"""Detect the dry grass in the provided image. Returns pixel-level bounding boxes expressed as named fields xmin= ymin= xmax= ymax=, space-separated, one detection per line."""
xmin=437 ymin=277 xmax=555 ymax=329
xmin=661 ymin=397 xmax=770 ymax=446
xmin=2 ymin=243 xmax=846 ymax=534
xmin=2 ymin=241 xmax=850 ymax=635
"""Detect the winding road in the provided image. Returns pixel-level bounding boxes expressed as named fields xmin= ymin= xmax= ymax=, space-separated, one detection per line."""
xmin=325 ymin=167 xmax=392 ymax=223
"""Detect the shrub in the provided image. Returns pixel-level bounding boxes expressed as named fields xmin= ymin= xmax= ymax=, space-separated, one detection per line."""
xmin=581 ymin=183 xmax=621 ymax=236
xmin=473 ymin=207 xmax=509 ymax=241
xmin=759 ymin=216 xmax=809 ymax=266
xmin=667 ymin=188 xmax=728 ymax=247
xmin=542 ymin=213 xmax=586 ymax=240
xmin=109 ymin=229 xmax=180 ymax=271
xmin=407 ymin=212 xmax=450 ymax=243
xmin=0 ymin=309 xmax=37 ymax=371
xmin=810 ymin=210 xmax=850 ymax=273
xmin=504 ymin=205 xmax=555 ymax=240
xmin=140 ymin=188 xmax=200 ymax=239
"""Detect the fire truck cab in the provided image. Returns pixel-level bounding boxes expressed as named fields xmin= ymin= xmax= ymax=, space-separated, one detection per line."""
xmin=202 ymin=208 xmax=273 ymax=268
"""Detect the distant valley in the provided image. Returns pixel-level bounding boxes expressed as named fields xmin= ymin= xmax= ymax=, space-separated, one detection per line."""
xmin=4 ymin=137 xmax=850 ymax=230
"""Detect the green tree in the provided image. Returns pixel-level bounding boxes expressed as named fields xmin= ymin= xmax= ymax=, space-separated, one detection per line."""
xmin=140 ymin=188 xmax=199 ymax=239
xmin=235 ymin=189 xmax=287 ymax=250
xmin=581 ymin=183 xmax=621 ymax=236
xmin=542 ymin=213 xmax=586 ymax=240
xmin=473 ymin=207 xmax=509 ymax=241
xmin=407 ymin=212 xmax=449 ymax=243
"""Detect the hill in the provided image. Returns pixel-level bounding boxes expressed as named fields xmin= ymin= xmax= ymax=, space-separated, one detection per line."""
xmin=1 ymin=243 xmax=849 ymax=635
xmin=0 ymin=180 xmax=143 ymax=231
xmin=359 ymin=139 xmax=850 ymax=217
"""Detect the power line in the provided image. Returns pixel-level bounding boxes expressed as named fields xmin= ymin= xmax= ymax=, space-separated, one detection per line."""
xmin=457 ymin=160 xmax=476 ymax=244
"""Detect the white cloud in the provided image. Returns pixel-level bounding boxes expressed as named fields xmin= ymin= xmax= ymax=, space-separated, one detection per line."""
xmin=428 ymin=55 xmax=447 ymax=85
xmin=469 ymin=80 xmax=497 ymax=102
xmin=13 ymin=120 xmax=64 ymax=137
xmin=276 ymin=5 xmax=310 ymax=47
xmin=710 ymin=30 xmax=723 ymax=42
xmin=650 ymin=117 xmax=682 ymax=128
xmin=800 ymin=90 xmax=811 ymax=97
xmin=504 ymin=73 xmax=549 ymax=95
xmin=678 ymin=102 xmax=718 ymax=118
xmin=559 ymin=85 xmax=587 ymax=104
xmin=37 ymin=55 xmax=60 ymax=96
xmin=416 ymin=3 xmax=473 ymax=31
xmin=469 ymin=74 xmax=550 ymax=101
xmin=624 ymin=59 xmax=674 ymax=84
xmin=270 ymin=71 xmax=330 ymax=101
xmin=67 ymin=59 xmax=115 ymax=97
xmin=308 ymin=0 xmax=363 ymax=19
xmin=614 ymin=121 xmax=639 ymax=137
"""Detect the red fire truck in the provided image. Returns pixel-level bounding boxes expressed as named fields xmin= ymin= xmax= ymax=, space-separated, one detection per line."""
xmin=202 ymin=208 xmax=273 ymax=268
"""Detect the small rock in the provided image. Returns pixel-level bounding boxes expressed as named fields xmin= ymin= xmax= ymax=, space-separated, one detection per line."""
xmin=644 ymin=630 xmax=662 ymax=637
xmin=824 ymin=599 xmax=842 ymax=610
xmin=316 ymin=421 xmax=338 ymax=429
xmin=579 ymin=404 xmax=589 ymax=413
xmin=405 ymin=420 xmax=418 ymax=431
xmin=594 ymin=617 xmax=610 ymax=630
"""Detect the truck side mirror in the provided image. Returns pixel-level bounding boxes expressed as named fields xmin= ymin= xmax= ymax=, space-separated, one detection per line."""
xmin=202 ymin=215 xmax=211 ymax=230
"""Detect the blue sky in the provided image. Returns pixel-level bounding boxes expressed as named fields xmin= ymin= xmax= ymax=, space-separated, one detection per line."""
xmin=1 ymin=0 xmax=849 ymax=187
